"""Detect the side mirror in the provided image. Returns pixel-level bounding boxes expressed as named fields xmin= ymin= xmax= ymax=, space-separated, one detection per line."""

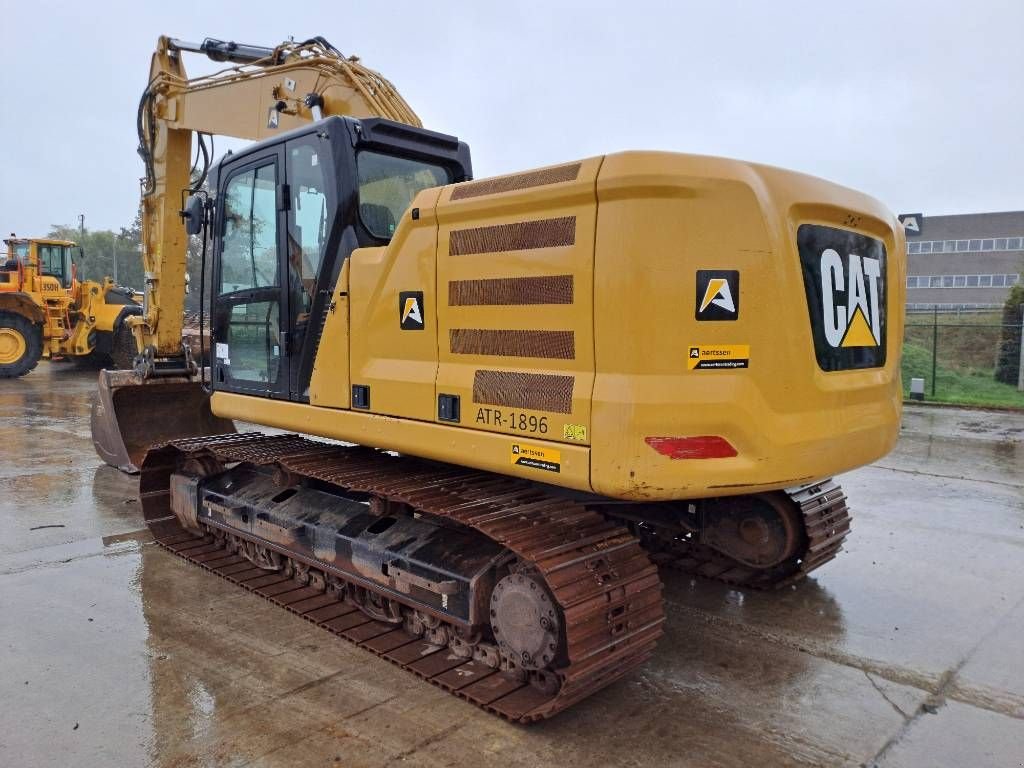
xmin=182 ymin=195 xmax=205 ymax=236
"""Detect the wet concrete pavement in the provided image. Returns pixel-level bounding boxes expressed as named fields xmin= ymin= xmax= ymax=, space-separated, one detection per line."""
xmin=1 ymin=363 xmax=1022 ymax=767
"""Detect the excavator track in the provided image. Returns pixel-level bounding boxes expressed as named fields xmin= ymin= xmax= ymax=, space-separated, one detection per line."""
xmin=628 ymin=480 xmax=852 ymax=590
xmin=139 ymin=432 xmax=665 ymax=723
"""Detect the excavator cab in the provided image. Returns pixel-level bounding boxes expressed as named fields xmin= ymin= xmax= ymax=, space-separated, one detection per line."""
xmin=205 ymin=117 xmax=467 ymax=400
xmin=93 ymin=116 xmax=471 ymax=471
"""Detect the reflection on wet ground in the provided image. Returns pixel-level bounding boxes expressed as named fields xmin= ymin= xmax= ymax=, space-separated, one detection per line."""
xmin=1 ymin=363 xmax=1022 ymax=767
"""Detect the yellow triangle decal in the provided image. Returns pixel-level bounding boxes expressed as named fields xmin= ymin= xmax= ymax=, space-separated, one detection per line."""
xmin=700 ymin=279 xmax=727 ymax=312
xmin=841 ymin=306 xmax=877 ymax=347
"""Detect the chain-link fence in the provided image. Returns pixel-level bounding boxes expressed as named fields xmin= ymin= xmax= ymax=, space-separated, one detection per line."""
xmin=903 ymin=306 xmax=1024 ymax=407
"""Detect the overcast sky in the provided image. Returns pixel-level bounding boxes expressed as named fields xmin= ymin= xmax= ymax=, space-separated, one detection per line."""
xmin=2 ymin=0 xmax=1022 ymax=236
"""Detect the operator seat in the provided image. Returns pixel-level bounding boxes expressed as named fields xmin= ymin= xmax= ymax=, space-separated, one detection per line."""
xmin=359 ymin=203 xmax=397 ymax=239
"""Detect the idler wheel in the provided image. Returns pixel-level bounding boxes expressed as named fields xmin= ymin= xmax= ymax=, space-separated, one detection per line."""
xmin=701 ymin=492 xmax=804 ymax=568
xmin=489 ymin=571 xmax=561 ymax=671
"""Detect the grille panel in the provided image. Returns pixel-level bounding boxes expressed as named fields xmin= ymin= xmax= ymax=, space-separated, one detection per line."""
xmin=472 ymin=370 xmax=574 ymax=414
xmin=450 ymin=329 xmax=575 ymax=360
xmin=449 ymin=217 xmax=576 ymax=256
xmin=449 ymin=275 xmax=574 ymax=306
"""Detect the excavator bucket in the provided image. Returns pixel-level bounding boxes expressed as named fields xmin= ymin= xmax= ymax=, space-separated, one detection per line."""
xmin=91 ymin=369 xmax=235 ymax=473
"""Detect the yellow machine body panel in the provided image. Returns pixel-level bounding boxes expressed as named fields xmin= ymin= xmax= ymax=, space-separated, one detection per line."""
xmin=211 ymin=151 xmax=904 ymax=502
xmin=589 ymin=153 xmax=903 ymax=498
xmin=347 ymin=187 xmax=443 ymax=421
xmin=434 ymin=158 xmax=601 ymax=448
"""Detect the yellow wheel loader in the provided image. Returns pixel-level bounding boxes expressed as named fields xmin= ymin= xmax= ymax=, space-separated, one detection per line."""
xmin=93 ymin=36 xmax=905 ymax=721
xmin=0 ymin=236 xmax=141 ymax=376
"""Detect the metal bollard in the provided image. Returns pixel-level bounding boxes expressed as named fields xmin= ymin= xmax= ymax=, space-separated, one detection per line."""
xmin=910 ymin=378 xmax=925 ymax=401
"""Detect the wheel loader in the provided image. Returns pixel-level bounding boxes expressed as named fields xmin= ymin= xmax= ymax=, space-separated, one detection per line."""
xmin=0 ymin=236 xmax=141 ymax=376
xmin=92 ymin=36 xmax=905 ymax=722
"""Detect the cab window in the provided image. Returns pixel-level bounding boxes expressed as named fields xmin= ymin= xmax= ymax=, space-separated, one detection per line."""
xmin=221 ymin=165 xmax=279 ymax=293
xmin=217 ymin=163 xmax=281 ymax=388
xmin=287 ymin=138 xmax=333 ymax=319
xmin=356 ymin=152 xmax=449 ymax=239
xmin=37 ymin=245 xmax=71 ymax=287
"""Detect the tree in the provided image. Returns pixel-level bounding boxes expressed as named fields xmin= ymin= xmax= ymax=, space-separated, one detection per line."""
xmin=994 ymin=283 xmax=1024 ymax=385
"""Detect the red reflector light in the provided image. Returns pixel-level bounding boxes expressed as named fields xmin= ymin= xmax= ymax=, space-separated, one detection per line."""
xmin=645 ymin=436 xmax=737 ymax=459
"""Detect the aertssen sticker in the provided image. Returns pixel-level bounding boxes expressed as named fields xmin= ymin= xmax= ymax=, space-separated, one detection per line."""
xmin=510 ymin=443 xmax=561 ymax=473
xmin=688 ymin=344 xmax=750 ymax=370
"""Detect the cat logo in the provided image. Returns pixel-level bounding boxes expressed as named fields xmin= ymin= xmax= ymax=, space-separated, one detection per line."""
xmin=695 ymin=270 xmax=739 ymax=321
xmin=820 ymin=248 xmax=882 ymax=348
xmin=398 ymin=291 xmax=425 ymax=330
xmin=797 ymin=224 xmax=887 ymax=371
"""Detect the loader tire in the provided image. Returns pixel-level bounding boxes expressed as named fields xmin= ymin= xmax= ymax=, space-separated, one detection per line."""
xmin=0 ymin=311 xmax=43 ymax=378
xmin=110 ymin=322 xmax=137 ymax=371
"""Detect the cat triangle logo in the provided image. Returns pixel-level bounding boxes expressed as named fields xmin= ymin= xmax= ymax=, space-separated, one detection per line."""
xmin=841 ymin=306 xmax=877 ymax=347
xmin=699 ymin=278 xmax=736 ymax=314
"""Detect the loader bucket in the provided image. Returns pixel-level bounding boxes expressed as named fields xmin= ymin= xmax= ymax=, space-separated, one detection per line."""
xmin=91 ymin=369 xmax=236 ymax=473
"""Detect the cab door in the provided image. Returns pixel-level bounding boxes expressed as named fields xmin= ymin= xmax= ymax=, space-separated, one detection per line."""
xmin=212 ymin=149 xmax=290 ymax=398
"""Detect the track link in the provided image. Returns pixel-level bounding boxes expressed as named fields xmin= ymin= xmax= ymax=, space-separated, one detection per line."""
xmin=139 ymin=432 xmax=665 ymax=723
xmin=637 ymin=479 xmax=852 ymax=589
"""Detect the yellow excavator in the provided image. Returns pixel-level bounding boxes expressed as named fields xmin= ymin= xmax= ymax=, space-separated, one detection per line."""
xmin=93 ymin=36 xmax=905 ymax=722
xmin=0 ymin=236 xmax=140 ymax=376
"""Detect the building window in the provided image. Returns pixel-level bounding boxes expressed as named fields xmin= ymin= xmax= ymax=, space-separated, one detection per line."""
xmin=982 ymin=239 xmax=994 ymax=250
xmin=993 ymin=275 xmax=1006 ymax=287
xmin=1009 ymin=238 xmax=1022 ymax=250
xmin=953 ymin=275 xmax=966 ymax=287
xmin=1008 ymin=274 xmax=1020 ymax=286
xmin=945 ymin=240 xmax=956 ymax=252
xmin=907 ymin=276 xmax=917 ymax=288
xmin=980 ymin=275 xmax=992 ymax=287
xmin=930 ymin=276 xmax=942 ymax=287
xmin=942 ymin=276 xmax=954 ymax=287
xmin=909 ymin=242 xmax=920 ymax=254
xmin=920 ymin=242 xmax=932 ymax=253
xmin=967 ymin=275 xmax=979 ymax=287
xmin=996 ymin=238 xmax=1008 ymax=250
xmin=957 ymin=240 xmax=968 ymax=251
xmin=969 ymin=239 xmax=982 ymax=250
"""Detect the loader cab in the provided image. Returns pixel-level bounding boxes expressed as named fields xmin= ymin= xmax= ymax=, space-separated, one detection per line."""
xmin=1 ymin=238 xmax=77 ymax=290
xmin=34 ymin=240 xmax=77 ymax=289
xmin=207 ymin=116 xmax=471 ymax=402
